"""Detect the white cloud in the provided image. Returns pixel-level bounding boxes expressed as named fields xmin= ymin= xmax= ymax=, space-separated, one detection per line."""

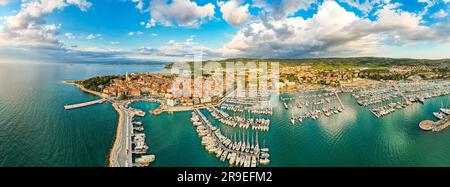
xmin=218 ymin=0 xmax=253 ymax=27
xmin=338 ymin=0 xmax=389 ymax=15
xmin=128 ymin=31 xmax=144 ymax=36
xmin=432 ymin=9 xmax=448 ymax=18
xmin=0 ymin=0 xmax=92 ymax=48
xmin=144 ymin=18 xmax=156 ymax=29
xmin=85 ymin=33 xmax=101 ymax=40
xmin=149 ymin=0 xmax=215 ymax=28
xmin=253 ymin=0 xmax=316 ymax=19
xmin=151 ymin=33 xmax=158 ymax=36
xmin=64 ymin=32 xmax=75 ymax=39
xmin=222 ymin=1 xmax=450 ymax=58
xmin=131 ymin=0 xmax=146 ymax=13
xmin=66 ymin=0 xmax=92 ymax=11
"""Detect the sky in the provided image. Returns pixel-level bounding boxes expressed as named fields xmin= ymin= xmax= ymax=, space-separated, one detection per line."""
xmin=0 ymin=0 xmax=449 ymax=63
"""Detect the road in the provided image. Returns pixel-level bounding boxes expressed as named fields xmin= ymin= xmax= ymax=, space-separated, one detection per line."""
xmin=109 ymin=103 xmax=133 ymax=167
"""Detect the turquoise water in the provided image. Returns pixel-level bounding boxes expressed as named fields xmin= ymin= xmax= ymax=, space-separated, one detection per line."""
xmin=1 ymin=62 xmax=450 ymax=167
xmin=130 ymin=95 xmax=450 ymax=167
xmin=0 ymin=63 xmax=166 ymax=166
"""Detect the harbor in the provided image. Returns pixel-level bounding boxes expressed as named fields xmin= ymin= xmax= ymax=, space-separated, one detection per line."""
xmin=281 ymin=91 xmax=345 ymax=124
xmin=350 ymin=81 xmax=450 ymax=118
xmin=114 ymin=103 xmax=155 ymax=167
xmin=191 ymin=109 xmax=270 ymax=167
xmin=60 ymin=68 xmax=450 ymax=167
xmin=419 ymin=106 xmax=450 ymax=132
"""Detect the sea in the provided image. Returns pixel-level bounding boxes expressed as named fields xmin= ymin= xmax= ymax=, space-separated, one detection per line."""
xmin=1 ymin=62 xmax=450 ymax=167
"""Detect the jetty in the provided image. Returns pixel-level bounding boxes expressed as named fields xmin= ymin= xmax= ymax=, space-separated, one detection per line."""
xmin=335 ymin=92 xmax=345 ymax=109
xmin=191 ymin=109 xmax=269 ymax=167
xmin=109 ymin=103 xmax=133 ymax=167
xmin=419 ymin=115 xmax=450 ymax=132
xmin=64 ymin=99 xmax=106 ymax=110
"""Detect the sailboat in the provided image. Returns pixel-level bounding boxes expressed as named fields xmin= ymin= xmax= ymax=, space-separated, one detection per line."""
xmin=254 ymin=132 xmax=260 ymax=156
xmin=261 ymin=138 xmax=269 ymax=152
xmin=291 ymin=114 xmax=296 ymax=125
xmin=245 ymin=131 xmax=250 ymax=153
xmin=232 ymin=132 xmax=237 ymax=150
xmin=259 ymin=138 xmax=270 ymax=165
xmin=241 ymin=131 xmax=246 ymax=152
xmin=297 ymin=116 xmax=303 ymax=124
xmin=250 ymin=132 xmax=255 ymax=154
xmin=440 ymin=99 xmax=450 ymax=115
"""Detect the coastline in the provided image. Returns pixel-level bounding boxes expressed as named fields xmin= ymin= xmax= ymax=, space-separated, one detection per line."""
xmin=109 ymin=103 xmax=125 ymax=167
xmin=64 ymin=80 xmax=126 ymax=167
xmin=62 ymin=81 xmax=105 ymax=98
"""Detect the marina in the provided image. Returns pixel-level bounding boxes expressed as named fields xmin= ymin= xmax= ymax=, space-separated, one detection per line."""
xmin=66 ymin=79 xmax=450 ymax=167
xmin=281 ymin=91 xmax=345 ymax=124
xmin=351 ymin=81 xmax=450 ymax=118
xmin=128 ymin=106 xmax=156 ymax=167
xmin=191 ymin=109 xmax=270 ymax=167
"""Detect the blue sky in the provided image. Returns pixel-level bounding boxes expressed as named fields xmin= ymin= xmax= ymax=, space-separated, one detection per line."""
xmin=0 ymin=0 xmax=449 ymax=63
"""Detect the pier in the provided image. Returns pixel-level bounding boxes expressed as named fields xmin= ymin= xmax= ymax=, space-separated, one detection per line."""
xmin=109 ymin=103 xmax=133 ymax=167
xmin=64 ymin=99 xmax=106 ymax=110
xmin=432 ymin=115 xmax=450 ymax=132
xmin=192 ymin=109 xmax=268 ymax=167
xmin=419 ymin=114 xmax=450 ymax=132
xmin=335 ymin=92 xmax=345 ymax=110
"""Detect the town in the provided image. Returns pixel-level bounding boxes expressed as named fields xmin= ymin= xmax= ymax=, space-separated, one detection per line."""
xmin=64 ymin=59 xmax=450 ymax=167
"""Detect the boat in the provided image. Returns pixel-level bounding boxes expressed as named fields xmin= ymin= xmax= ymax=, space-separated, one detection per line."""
xmin=244 ymin=155 xmax=251 ymax=167
xmin=251 ymin=156 xmax=257 ymax=167
xmin=433 ymin=112 xmax=446 ymax=120
xmin=220 ymin=151 xmax=228 ymax=162
xmin=235 ymin=154 xmax=241 ymax=166
xmin=240 ymin=131 xmax=246 ymax=152
xmin=290 ymin=115 xmax=295 ymax=125
xmin=259 ymin=158 xmax=270 ymax=165
xmin=441 ymin=108 xmax=450 ymax=115
xmin=416 ymin=96 xmax=425 ymax=104
xmin=134 ymin=155 xmax=155 ymax=167
xmin=133 ymin=126 xmax=144 ymax=132
xmin=229 ymin=152 xmax=237 ymax=166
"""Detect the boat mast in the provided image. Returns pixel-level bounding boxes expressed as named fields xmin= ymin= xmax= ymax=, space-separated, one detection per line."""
xmin=256 ymin=132 xmax=259 ymax=148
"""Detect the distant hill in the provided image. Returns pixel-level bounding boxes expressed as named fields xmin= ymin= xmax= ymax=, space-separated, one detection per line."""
xmin=214 ymin=57 xmax=450 ymax=68
xmin=165 ymin=57 xmax=450 ymax=70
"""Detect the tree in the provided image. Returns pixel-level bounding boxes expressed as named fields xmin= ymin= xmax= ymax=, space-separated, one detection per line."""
xmin=119 ymin=94 xmax=128 ymax=100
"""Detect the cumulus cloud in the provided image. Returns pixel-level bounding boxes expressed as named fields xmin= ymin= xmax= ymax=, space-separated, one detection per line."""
xmin=0 ymin=0 xmax=92 ymax=48
xmin=128 ymin=31 xmax=144 ymax=36
xmin=148 ymin=0 xmax=215 ymax=28
xmin=222 ymin=0 xmax=450 ymax=58
xmin=85 ymin=33 xmax=102 ymax=40
xmin=131 ymin=0 xmax=146 ymax=13
xmin=338 ymin=0 xmax=388 ymax=15
xmin=432 ymin=9 xmax=448 ymax=18
xmin=66 ymin=0 xmax=92 ymax=11
xmin=253 ymin=0 xmax=316 ymax=19
xmin=218 ymin=0 xmax=253 ymax=27
xmin=64 ymin=32 xmax=75 ymax=39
